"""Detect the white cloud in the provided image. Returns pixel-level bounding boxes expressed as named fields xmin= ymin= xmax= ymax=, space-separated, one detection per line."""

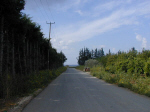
xmin=136 ymin=34 xmax=147 ymax=48
xmin=94 ymin=1 xmax=122 ymax=12
xmin=75 ymin=10 xmax=83 ymax=16
xmin=53 ymin=8 xmax=139 ymax=48
xmin=23 ymin=0 xmax=150 ymax=65
xmin=49 ymin=0 xmax=150 ymax=53
xmin=136 ymin=34 xmax=142 ymax=41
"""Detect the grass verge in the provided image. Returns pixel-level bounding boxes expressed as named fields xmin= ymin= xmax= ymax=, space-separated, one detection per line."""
xmin=26 ymin=67 xmax=67 ymax=94
xmin=0 ymin=67 xmax=67 ymax=112
xmin=82 ymin=66 xmax=150 ymax=97
xmin=75 ymin=65 xmax=84 ymax=71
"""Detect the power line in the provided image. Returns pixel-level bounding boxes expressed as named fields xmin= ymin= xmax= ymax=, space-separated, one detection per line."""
xmin=33 ymin=0 xmax=48 ymax=21
xmin=40 ymin=0 xmax=51 ymax=21
xmin=34 ymin=0 xmax=58 ymax=42
xmin=45 ymin=0 xmax=58 ymax=40
xmin=45 ymin=0 xmax=55 ymax=22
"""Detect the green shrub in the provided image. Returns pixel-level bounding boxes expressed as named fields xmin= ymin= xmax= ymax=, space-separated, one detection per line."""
xmin=115 ymin=59 xmax=128 ymax=72
xmin=85 ymin=59 xmax=100 ymax=68
xmin=134 ymin=58 xmax=145 ymax=74
xmin=105 ymin=65 xmax=116 ymax=74
xmin=144 ymin=58 xmax=150 ymax=76
xmin=90 ymin=66 xmax=150 ymax=97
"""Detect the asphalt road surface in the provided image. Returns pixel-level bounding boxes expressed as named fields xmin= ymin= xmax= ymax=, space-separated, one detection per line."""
xmin=23 ymin=68 xmax=150 ymax=112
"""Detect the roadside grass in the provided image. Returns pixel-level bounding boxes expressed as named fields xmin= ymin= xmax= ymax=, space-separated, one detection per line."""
xmin=0 ymin=67 xmax=67 ymax=112
xmin=75 ymin=65 xmax=84 ymax=71
xmin=26 ymin=67 xmax=67 ymax=94
xmin=90 ymin=66 xmax=150 ymax=97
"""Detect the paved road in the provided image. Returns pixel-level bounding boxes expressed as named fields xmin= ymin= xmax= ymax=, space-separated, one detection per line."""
xmin=23 ymin=68 xmax=150 ymax=112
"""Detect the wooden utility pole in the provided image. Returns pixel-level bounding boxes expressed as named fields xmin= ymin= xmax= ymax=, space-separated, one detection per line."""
xmin=46 ymin=22 xmax=55 ymax=69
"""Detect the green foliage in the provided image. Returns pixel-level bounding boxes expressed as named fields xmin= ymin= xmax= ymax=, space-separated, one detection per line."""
xmin=0 ymin=0 xmax=67 ymax=99
xmin=106 ymin=54 xmax=117 ymax=66
xmin=85 ymin=59 xmax=100 ymax=68
xmin=77 ymin=47 xmax=104 ymax=65
xmin=90 ymin=66 xmax=150 ymax=97
xmin=95 ymin=48 xmax=150 ymax=76
xmin=96 ymin=56 xmax=108 ymax=67
xmin=134 ymin=58 xmax=145 ymax=74
xmin=78 ymin=47 xmax=150 ymax=78
xmin=115 ymin=59 xmax=128 ymax=72
xmin=144 ymin=58 xmax=150 ymax=76
xmin=77 ymin=48 xmax=91 ymax=65
xmin=81 ymin=47 xmax=150 ymax=97
xmin=127 ymin=58 xmax=135 ymax=74
xmin=26 ymin=67 xmax=67 ymax=93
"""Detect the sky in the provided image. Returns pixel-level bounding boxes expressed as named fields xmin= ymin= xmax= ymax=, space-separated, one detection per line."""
xmin=22 ymin=0 xmax=150 ymax=65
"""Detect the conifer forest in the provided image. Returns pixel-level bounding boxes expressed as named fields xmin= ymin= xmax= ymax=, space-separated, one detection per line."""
xmin=0 ymin=0 xmax=67 ymax=99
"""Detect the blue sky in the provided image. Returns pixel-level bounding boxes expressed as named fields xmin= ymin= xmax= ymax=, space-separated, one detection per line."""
xmin=23 ymin=0 xmax=150 ymax=65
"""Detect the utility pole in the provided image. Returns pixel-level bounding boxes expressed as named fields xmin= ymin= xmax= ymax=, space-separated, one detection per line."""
xmin=46 ymin=22 xmax=55 ymax=69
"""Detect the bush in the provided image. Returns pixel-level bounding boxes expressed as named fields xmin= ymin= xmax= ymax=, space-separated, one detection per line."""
xmin=85 ymin=59 xmax=100 ymax=68
xmin=144 ymin=58 xmax=150 ymax=76
xmin=134 ymin=58 xmax=145 ymax=74
xmin=90 ymin=66 xmax=150 ymax=97
xmin=115 ymin=59 xmax=128 ymax=72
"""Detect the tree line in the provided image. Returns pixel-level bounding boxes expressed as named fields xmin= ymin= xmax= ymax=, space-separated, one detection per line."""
xmin=87 ymin=48 xmax=150 ymax=97
xmin=78 ymin=47 xmax=150 ymax=77
xmin=98 ymin=47 xmax=150 ymax=76
xmin=77 ymin=47 xmax=104 ymax=65
xmin=0 ymin=0 xmax=67 ymax=99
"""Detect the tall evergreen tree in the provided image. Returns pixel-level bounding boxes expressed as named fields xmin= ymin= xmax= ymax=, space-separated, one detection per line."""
xmin=94 ymin=48 xmax=98 ymax=58
xmin=78 ymin=48 xmax=89 ymax=65
xmin=0 ymin=0 xmax=67 ymax=99
xmin=91 ymin=49 xmax=94 ymax=59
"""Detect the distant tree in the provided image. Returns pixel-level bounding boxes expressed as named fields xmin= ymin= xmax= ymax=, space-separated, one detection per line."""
xmin=78 ymin=49 xmax=84 ymax=65
xmin=77 ymin=47 xmax=91 ymax=65
xmin=100 ymin=48 xmax=104 ymax=57
xmin=91 ymin=49 xmax=94 ymax=59
xmin=60 ymin=51 xmax=67 ymax=66
xmin=118 ymin=50 xmax=121 ymax=55
xmin=109 ymin=49 xmax=111 ymax=55
xmin=94 ymin=48 xmax=98 ymax=58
